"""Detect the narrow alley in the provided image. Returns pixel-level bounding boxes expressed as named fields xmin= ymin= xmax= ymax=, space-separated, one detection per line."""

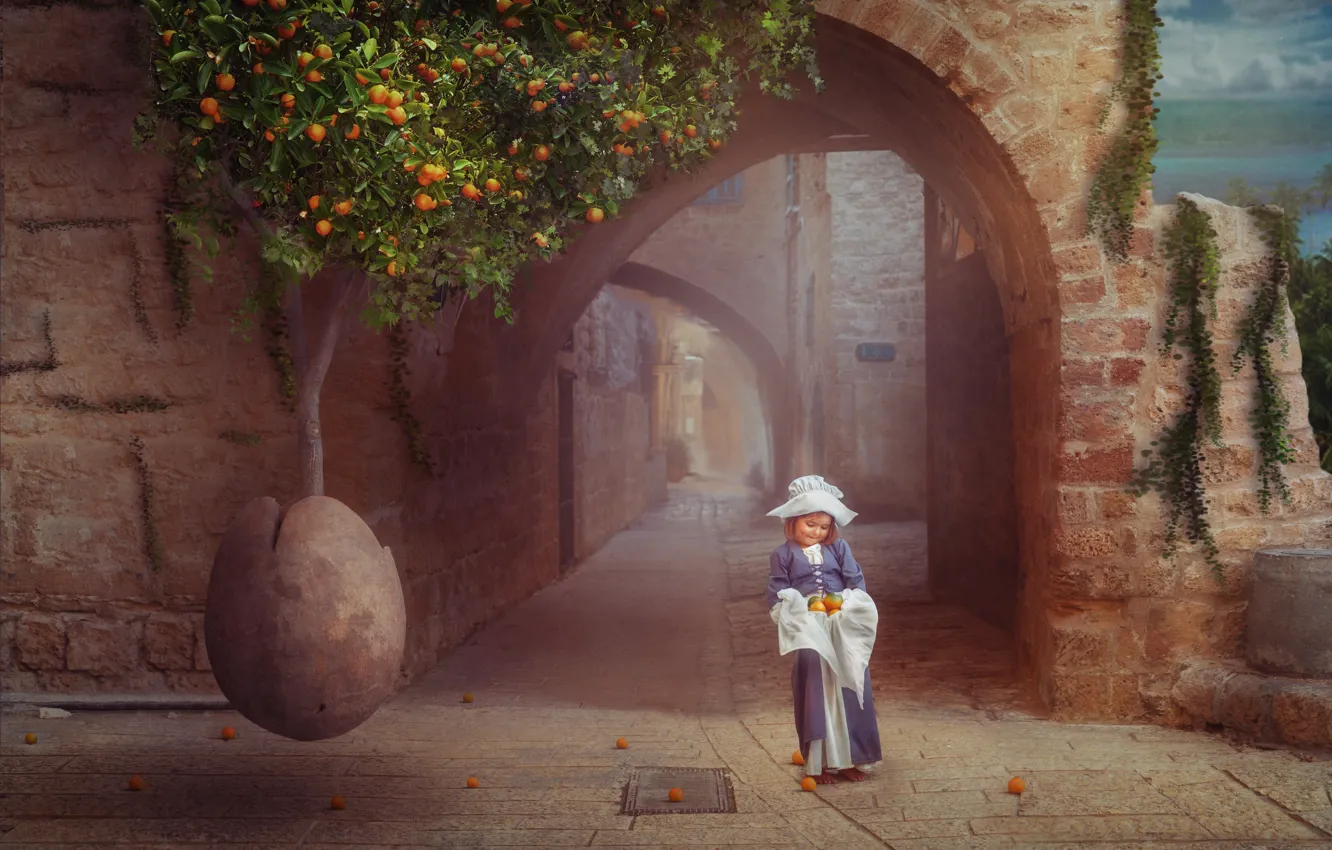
xmin=3 ymin=486 xmax=1329 ymax=848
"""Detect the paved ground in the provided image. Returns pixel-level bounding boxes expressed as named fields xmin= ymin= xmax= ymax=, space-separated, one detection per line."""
xmin=2 ymin=485 xmax=1331 ymax=848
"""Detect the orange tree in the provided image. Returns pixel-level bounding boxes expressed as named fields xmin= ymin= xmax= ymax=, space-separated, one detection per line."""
xmin=140 ymin=0 xmax=819 ymax=497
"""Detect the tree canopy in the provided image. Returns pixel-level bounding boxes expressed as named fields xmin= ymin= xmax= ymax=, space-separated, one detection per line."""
xmin=140 ymin=0 xmax=820 ymax=328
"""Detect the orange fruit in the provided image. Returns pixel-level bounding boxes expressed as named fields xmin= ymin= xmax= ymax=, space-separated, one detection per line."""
xmin=220 ymin=726 xmax=236 ymax=741
xmin=380 ymin=68 xmax=392 ymax=81
xmin=264 ymin=130 xmax=276 ymax=142
xmin=509 ymin=190 xmax=523 ymax=201
xmin=24 ymin=732 xmax=37 ymax=745
xmin=800 ymin=776 xmax=817 ymax=792
xmin=791 ymin=750 xmax=804 ymax=766
xmin=533 ymin=145 xmax=550 ymax=161
xmin=684 ymin=124 xmax=697 ymax=138
xmin=315 ymin=219 xmax=333 ymax=236
xmin=386 ymin=91 xmax=404 ymax=109
xmin=276 ymin=22 xmax=297 ymax=39
xmin=808 ymin=599 xmax=827 ymax=614
xmin=345 ymin=123 xmax=360 ymax=140
xmin=305 ymin=70 xmax=323 ymax=83
xmin=658 ymin=130 xmax=671 ymax=143
xmin=462 ymin=692 xmax=474 ymax=703
xmin=514 ymin=168 xmax=529 ymax=182
xmin=308 ymin=194 xmax=321 ymax=209
xmin=708 ymin=139 xmax=723 ymax=150
xmin=314 ymin=44 xmax=333 ymax=59
xmin=162 ymin=30 xmax=175 ymax=46
xmin=1008 ymin=776 xmax=1026 ymax=794
xmin=386 ymin=260 xmax=400 ymax=277
xmin=531 ymin=232 xmax=548 ymax=248
xmin=497 ymin=0 xmax=511 ymax=10
xmin=216 ymin=73 xmax=236 ymax=91
xmin=461 ymin=182 xmax=480 ymax=200
xmin=266 ymin=0 xmax=285 ymax=9
xmin=531 ymin=100 xmax=546 ymax=112
xmin=667 ymin=787 xmax=683 ymax=802
xmin=355 ymin=71 xmax=371 ymax=85
xmin=334 ymin=200 xmax=352 ymax=215
xmin=585 ymin=207 xmax=605 ymax=223
xmin=331 ymin=795 xmax=346 ymax=810
xmin=253 ymin=62 xmax=264 ymax=75
xmin=368 ymin=84 xmax=389 ymax=104
xmin=280 ymin=93 xmax=296 ymax=110
xmin=484 ymin=178 xmax=501 ymax=193
xmin=199 ymin=97 xmax=219 ymax=116
xmin=128 ymin=775 xmax=146 ymax=791
xmin=305 ymin=124 xmax=326 ymax=143
xmin=387 ymin=107 xmax=407 ymax=125
xmin=298 ymin=52 xmax=314 ymax=68
xmin=414 ymin=193 xmax=435 ymax=211
xmin=466 ymin=776 xmax=480 ymax=788
xmin=451 ymin=58 xmax=468 ymax=72
xmin=615 ymin=737 xmax=628 ymax=749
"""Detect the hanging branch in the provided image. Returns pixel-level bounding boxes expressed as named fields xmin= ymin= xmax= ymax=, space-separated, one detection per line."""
xmin=1233 ymin=206 xmax=1297 ymax=511
xmin=1130 ymin=197 xmax=1224 ymax=578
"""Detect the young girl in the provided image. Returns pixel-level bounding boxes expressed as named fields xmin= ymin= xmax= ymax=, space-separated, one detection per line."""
xmin=766 ymin=475 xmax=882 ymax=784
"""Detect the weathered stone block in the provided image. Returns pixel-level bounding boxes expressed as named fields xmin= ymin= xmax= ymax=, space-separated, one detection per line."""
xmin=65 ymin=618 xmax=136 ymax=675
xmin=1246 ymin=549 xmax=1332 ymax=679
xmin=143 ymin=615 xmax=196 ymax=671
xmin=1059 ymin=444 xmax=1134 ymax=486
xmin=1271 ymin=685 xmax=1332 ymax=747
xmin=15 ymin=614 xmax=66 ymax=670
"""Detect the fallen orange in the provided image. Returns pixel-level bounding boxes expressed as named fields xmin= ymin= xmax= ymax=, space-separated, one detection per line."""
xmin=791 ymin=750 xmax=804 ymax=766
xmin=466 ymin=776 xmax=480 ymax=788
xmin=615 ymin=737 xmax=628 ymax=749
xmin=24 ymin=732 xmax=37 ymax=745
xmin=462 ymin=693 xmax=474 ymax=703
xmin=128 ymin=775 xmax=146 ymax=791
xmin=1008 ymin=776 xmax=1026 ymax=794
xmin=220 ymin=726 xmax=236 ymax=741
xmin=667 ymin=787 xmax=683 ymax=802
xmin=800 ymin=776 xmax=817 ymax=792
xmin=331 ymin=795 xmax=346 ymax=810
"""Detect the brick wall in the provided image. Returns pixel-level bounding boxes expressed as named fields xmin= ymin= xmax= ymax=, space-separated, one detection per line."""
xmin=825 ymin=152 xmax=928 ymax=519
xmin=570 ymin=288 xmax=665 ymax=559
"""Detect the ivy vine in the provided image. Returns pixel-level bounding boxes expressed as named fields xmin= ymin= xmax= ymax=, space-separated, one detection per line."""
xmin=387 ymin=323 xmax=434 ymax=475
xmin=1129 ymin=197 xmax=1223 ymax=578
xmin=130 ymin=436 xmax=167 ymax=573
xmin=1087 ymin=0 xmax=1163 ymax=261
xmin=163 ymin=161 xmax=197 ymax=334
xmin=220 ymin=429 xmax=263 ymax=446
xmin=55 ymin=395 xmax=172 ymax=414
xmin=1233 ymin=206 xmax=1296 ymax=511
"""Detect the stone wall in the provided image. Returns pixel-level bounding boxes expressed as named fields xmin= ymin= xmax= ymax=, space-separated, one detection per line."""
xmin=1047 ymin=195 xmax=1332 ymax=720
xmin=825 ymin=152 xmax=928 ymax=519
xmin=569 ymin=288 xmax=665 ymax=560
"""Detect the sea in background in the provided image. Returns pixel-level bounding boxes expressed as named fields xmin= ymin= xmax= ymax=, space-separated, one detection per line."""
xmin=1150 ymin=98 xmax=1332 ymax=255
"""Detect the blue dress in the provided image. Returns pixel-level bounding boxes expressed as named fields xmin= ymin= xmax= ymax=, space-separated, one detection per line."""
xmin=767 ymin=539 xmax=882 ymax=770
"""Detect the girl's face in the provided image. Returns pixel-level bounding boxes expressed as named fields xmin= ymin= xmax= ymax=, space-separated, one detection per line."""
xmin=793 ymin=513 xmax=833 ymax=548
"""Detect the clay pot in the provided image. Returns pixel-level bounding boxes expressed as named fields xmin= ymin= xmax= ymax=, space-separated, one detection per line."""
xmin=205 ymin=496 xmax=406 ymax=741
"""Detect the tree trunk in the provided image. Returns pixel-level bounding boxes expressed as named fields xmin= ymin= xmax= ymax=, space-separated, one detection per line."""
xmin=286 ymin=267 xmax=364 ymax=499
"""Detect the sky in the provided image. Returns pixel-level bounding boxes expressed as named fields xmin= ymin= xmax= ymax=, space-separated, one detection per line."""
xmin=1156 ymin=0 xmax=1332 ymax=99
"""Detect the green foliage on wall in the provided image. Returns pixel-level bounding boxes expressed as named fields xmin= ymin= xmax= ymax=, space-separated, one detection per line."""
xmin=1129 ymin=197 xmax=1223 ymax=577
xmin=1087 ymin=0 xmax=1163 ymax=261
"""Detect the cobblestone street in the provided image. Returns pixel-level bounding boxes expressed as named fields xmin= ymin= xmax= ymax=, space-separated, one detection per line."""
xmin=2 ymin=486 xmax=1330 ymax=848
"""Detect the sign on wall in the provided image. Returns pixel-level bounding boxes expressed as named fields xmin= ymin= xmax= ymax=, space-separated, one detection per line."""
xmin=854 ymin=342 xmax=898 ymax=363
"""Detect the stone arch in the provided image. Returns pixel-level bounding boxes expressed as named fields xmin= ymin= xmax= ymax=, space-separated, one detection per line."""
xmin=609 ymin=262 xmax=789 ymax=488
xmin=500 ymin=9 xmax=1065 ymax=679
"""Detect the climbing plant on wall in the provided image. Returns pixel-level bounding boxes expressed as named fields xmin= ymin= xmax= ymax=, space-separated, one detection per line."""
xmin=1088 ymin=0 xmax=1162 ymax=262
xmin=139 ymin=0 xmax=820 ymax=494
xmin=1128 ymin=197 xmax=1223 ymax=577
xmin=1234 ymin=206 xmax=1297 ymax=511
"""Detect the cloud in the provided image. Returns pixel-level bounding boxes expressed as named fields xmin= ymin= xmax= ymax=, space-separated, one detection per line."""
xmin=1158 ymin=8 xmax=1332 ymax=98
xmin=1157 ymin=0 xmax=1194 ymax=11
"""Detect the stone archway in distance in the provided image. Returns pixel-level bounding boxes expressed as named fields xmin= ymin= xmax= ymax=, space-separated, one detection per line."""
xmin=494 ymin=12 xmax=1063 ymax=699
xmin=609 ymin=262 xmax=789 ymax=491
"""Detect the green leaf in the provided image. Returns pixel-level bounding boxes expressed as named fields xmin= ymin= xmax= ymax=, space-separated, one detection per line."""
xmin=170 ymin=50 xmax=204 ymax=64
xmin=422 ymin=38 xmax=437 ymax=50
xmin=372 ymin=53 xmax=400 ymax=70
xmin=196 ymin=61 xmax=212 ymax=95
xmin=253 ymin=31 xmax=280 ymax=48
xmin=362 ymin=38 xmax=378 ymax=61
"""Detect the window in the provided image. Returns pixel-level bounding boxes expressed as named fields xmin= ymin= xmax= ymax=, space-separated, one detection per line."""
xmin=691 ymin=173 xmax=744 ymax=206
